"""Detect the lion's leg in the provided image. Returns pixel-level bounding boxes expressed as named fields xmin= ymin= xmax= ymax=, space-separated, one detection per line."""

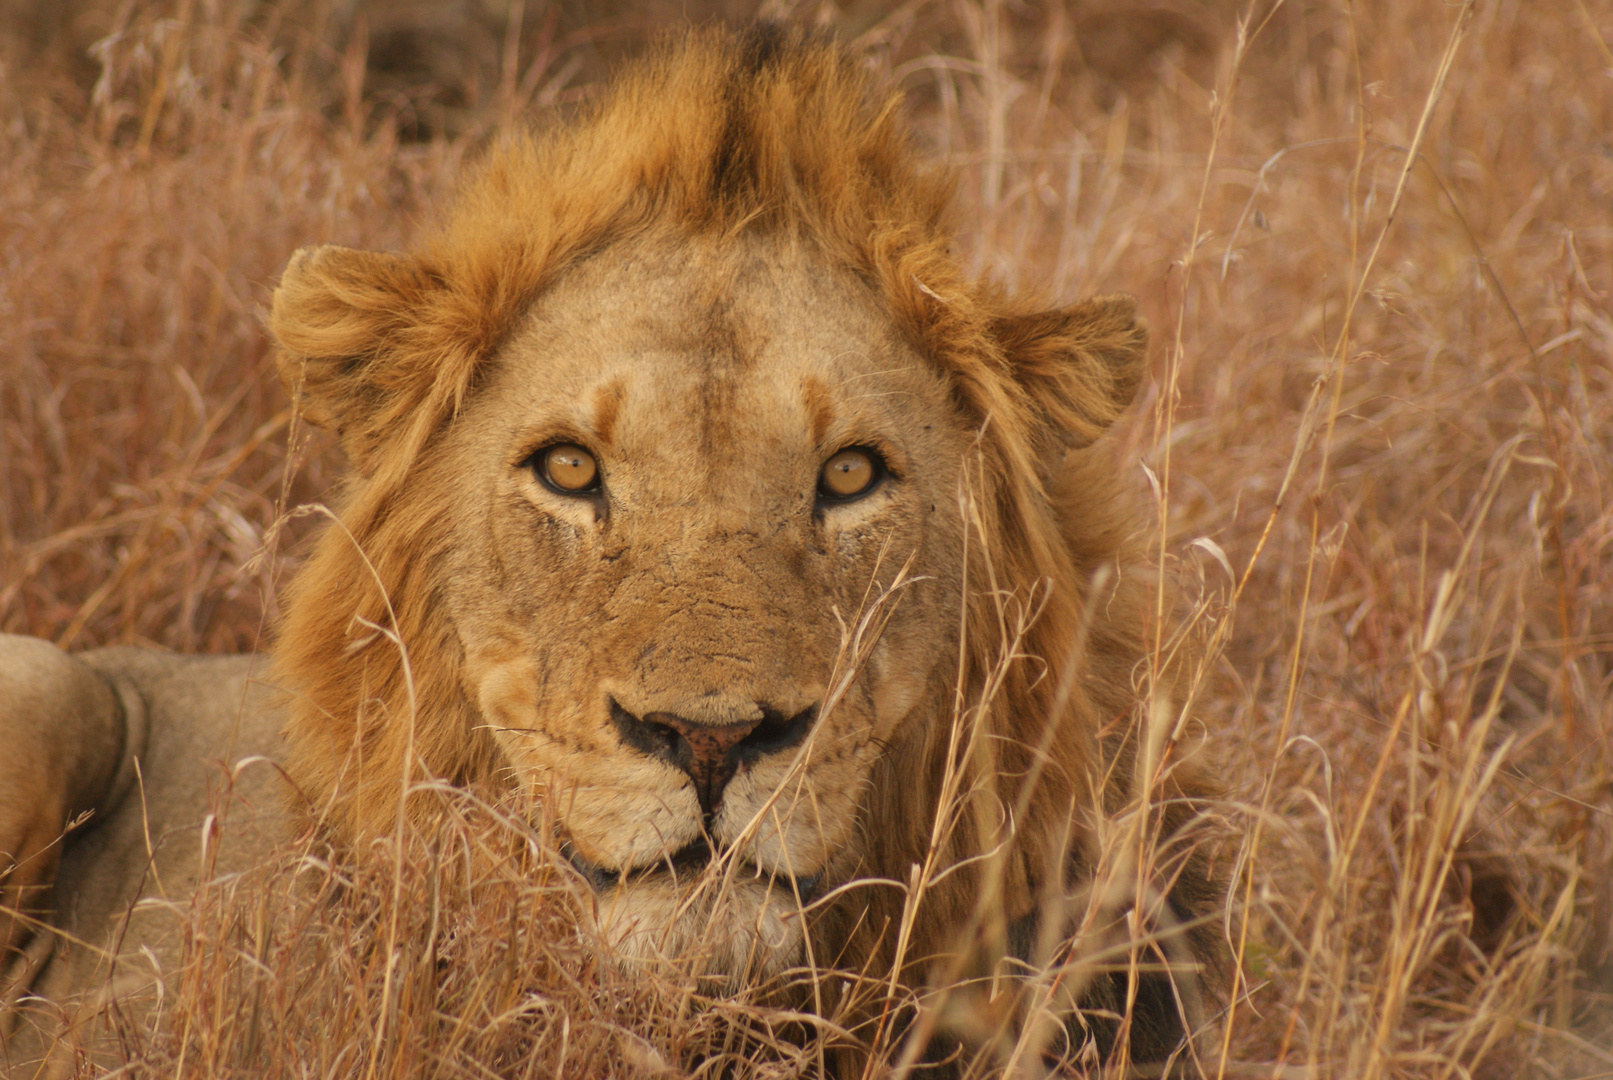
xmin=0 ymin=636 xmax=143 ymax=984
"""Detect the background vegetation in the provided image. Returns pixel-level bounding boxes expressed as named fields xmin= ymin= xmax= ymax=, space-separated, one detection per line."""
xmin=0 ymin=0 xmax=1608 ymax=1075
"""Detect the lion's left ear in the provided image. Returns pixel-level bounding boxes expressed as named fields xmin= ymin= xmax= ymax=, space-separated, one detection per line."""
xmin=995 ymin=293 xmax=1148 ymax=452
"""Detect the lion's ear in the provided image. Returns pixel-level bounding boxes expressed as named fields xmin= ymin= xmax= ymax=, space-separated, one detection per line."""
xmin=996 ymin=293 xmax=1148 ymax=452
xmin=270 ymin=244 xmax=434 ymax=472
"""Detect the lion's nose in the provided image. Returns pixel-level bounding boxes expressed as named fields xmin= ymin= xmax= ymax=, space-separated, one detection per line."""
xmin=610 ymin=699 xmax=817 ymax=814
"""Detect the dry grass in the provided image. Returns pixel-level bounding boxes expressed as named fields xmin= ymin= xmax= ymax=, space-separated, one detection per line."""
xmin=1 ymin=0 xmax=1610 ymax=1076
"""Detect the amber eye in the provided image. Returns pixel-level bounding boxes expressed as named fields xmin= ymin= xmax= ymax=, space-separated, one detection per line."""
xmin=536 ymin=443 xmax=600 ymax=494
xmin=819 ymin=447 xmax=881 ymax=501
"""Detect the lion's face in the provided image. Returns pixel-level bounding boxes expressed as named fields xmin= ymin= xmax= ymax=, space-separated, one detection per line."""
xmin=436 ymin=233 xmax=968 ymax=968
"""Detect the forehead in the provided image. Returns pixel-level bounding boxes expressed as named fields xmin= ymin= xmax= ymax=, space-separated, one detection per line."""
xmin=480 ymin=232 xmax=950 ymax=452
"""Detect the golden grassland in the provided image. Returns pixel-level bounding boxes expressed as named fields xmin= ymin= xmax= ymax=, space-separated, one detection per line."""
xmin=0 ymin=0 xmax=1609 ymax=1076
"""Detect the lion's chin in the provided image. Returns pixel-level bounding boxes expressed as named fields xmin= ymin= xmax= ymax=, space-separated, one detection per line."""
xmin=572 ymin=848 xmax=816 ymax=980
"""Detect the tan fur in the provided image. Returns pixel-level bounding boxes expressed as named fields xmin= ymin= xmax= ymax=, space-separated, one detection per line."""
xmin=0 ymin=642 xmax=282 ymax=1066
xmin=0 ymin=640 xmax=134 ymax=970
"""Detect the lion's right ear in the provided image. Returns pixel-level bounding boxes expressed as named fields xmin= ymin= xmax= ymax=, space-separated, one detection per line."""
xmin=270 ymin=244 xmax=435 ymax=472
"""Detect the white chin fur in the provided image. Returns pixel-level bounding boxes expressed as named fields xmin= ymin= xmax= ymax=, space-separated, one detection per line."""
xmin=583 ymin=874 xmax=807 ymax=980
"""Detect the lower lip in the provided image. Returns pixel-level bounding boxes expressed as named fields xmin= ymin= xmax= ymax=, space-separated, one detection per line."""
xmin=564 ymin=844 xmax=823 ymax=903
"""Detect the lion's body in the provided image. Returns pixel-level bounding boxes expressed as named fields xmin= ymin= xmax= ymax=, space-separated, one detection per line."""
xmin=2 ymin=26 xmax=1220 ymax=1075
xmin=0 ymin=643 xmax=283 ymax=1067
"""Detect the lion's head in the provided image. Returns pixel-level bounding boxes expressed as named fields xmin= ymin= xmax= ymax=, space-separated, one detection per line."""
xmin=268 ymin=27 xmax=1161 ymax=982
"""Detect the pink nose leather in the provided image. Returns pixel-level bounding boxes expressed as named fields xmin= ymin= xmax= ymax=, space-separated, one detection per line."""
xmin=643 ymin=712 xmax=759 ymax=812
xmin=611 ymin=698 xmax=818 ymax=815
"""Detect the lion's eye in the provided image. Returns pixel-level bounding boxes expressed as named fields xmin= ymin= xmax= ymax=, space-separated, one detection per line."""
xmin=819 ymin=447 xmax=881 ymax=501
xmin=536 ymin=443 xmax=600 ymax=494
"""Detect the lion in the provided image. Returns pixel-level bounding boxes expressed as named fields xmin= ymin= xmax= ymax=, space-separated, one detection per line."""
xmin=1 ymin=26 xmax=1221 ymax=1075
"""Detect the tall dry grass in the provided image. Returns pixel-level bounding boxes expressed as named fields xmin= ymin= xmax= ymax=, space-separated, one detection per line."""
xmin=0 ymin=0 xmax=1609 ymax=1076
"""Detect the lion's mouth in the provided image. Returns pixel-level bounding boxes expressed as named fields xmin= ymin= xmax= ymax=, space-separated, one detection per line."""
xmin=563 ymin=838 xmax=824 ymax=903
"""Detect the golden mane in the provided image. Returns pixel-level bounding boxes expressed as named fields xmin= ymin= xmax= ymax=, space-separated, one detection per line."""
xmin=268 ymin=25 xmax=1181 ymax=977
